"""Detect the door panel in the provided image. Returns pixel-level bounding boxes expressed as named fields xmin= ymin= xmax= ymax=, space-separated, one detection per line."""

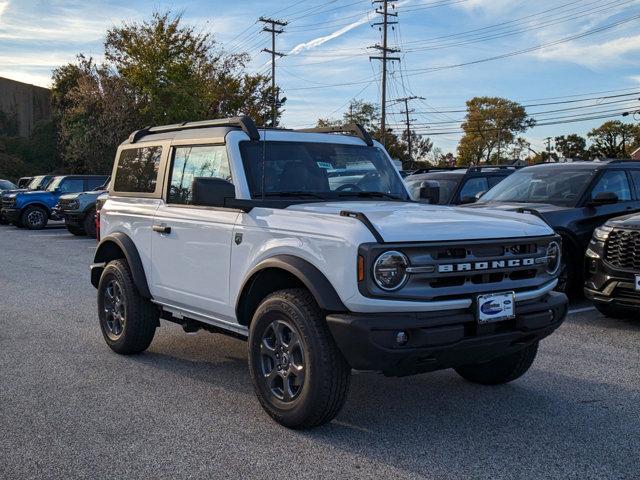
xmin=150 ymin=144 xmax=238 ymax=318
xmin=151 ymin=206 xmax=239 ymax=316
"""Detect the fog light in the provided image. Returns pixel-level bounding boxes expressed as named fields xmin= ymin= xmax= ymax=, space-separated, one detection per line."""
xmin=396 ymin=330 xmax=409 ymax=346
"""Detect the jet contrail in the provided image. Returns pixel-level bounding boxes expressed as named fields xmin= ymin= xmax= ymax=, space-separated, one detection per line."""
xmin=288 ymin=13 xmax=372 ymax=55
xmin=287 ymin=0 xmax=413 ymax=55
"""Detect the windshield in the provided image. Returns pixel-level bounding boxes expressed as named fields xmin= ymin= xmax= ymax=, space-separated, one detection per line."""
xmin=405 ymin=176 xmax=458 ymax=204
xmin=480 ymin=168 xmax=594 ymax=206
xmin=46 ymin=177 xmax=64 ymax=192
xmin=239 ymin=141 xmax=408 ymax=200
xmin=0 ymin=180 xmax=16 ymax=190
xmin=27 ymin=176 xmax=46 ymax=190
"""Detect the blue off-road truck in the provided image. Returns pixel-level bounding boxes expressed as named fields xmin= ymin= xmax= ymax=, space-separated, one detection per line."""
xmin=1 ymin=175 xmax=108 ymax=230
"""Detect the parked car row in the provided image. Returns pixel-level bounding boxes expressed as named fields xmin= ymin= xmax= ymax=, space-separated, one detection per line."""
xmin=404 ymin=159 xmax=640 ymax=318
xmin=0 ymin=174 xmax=109 ymax=236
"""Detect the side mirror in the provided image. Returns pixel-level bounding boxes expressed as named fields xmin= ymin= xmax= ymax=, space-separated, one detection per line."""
xmin=589 ymin=191 xmax=619 ymax=206
xmin=192 ymin=177 xmax=236 ymax=208
xmin=419 ymin=180 xmax=440 ymax=204
xmin=461 ymin=190 xmax=487 ymax=204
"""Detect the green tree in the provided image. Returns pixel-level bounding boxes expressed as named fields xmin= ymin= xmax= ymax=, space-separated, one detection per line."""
xmin=401 ymin=130 xmax=433 ymax=168
xmin=457 ymin=97 xmax=535 ymax=165
xmin=554 ymin=134 xmax=589 ymax=160
xmin=52 ymin=11 xmax=279 ymax=173
xmin=587 ymin=121 xmax=640 ymax=159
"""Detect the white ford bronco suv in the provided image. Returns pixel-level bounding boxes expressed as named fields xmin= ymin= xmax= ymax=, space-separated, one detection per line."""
xmin=91 ymin=116 xmax=567 ymax=428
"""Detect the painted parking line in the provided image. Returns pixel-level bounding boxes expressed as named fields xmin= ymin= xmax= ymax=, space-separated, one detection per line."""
xmin=27 ymin=233 xmax=71 ymax=237
xmin=568 ymin=306 xmax=597 ymax=315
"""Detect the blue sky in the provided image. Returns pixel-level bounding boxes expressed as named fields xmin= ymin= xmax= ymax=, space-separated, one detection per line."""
xmin=1 ymin=0 xmax=640 ymax=153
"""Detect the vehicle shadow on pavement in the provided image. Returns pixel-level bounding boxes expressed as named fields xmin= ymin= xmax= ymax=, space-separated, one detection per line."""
xmin=307 ymin=368 xmax=638 ymax=478
xmin=565 ymin=312 xmax=640 ymax=333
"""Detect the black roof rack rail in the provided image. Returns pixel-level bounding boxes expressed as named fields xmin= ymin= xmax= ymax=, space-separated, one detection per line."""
xmin=297 ymin=123 xmax=374 ymax=146
xmin=467 ymin=165 xmax=522 ymax=172
xmin=410 ymin=167 xmax=458 ymax=175
xmin=128 ymin=116 xmax=260 ymax=143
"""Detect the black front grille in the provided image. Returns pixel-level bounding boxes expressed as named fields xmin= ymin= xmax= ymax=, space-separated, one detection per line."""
xmin=605 ymin=229 xmax=640 ymax=271
xmin=2 ymin=198 xmax=15 ymax=209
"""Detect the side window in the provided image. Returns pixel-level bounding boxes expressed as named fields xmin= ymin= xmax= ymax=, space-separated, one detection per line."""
xmin=629 ymin=170 xmax=640 ymax=199
xmin=168 ymin=145 xmax=231 ymax=205
xmin=114 ymin=146 xmax=163 ymax=193
xmin=58 ymin=179 xmax=84 ymax=193
xmin=459 ymin=177 xmax=489 ymax=200
xmin=590 ymin=171 xmax=631 ymax=201
xmin=86 ymin=178 xmax=106 ymax=190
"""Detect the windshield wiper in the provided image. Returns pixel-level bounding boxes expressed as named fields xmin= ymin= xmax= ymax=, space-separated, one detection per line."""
xmin=337 ymin=191 xmax=405 ymax=200
xmin=263 ymin=191 xmax=326 ymax=199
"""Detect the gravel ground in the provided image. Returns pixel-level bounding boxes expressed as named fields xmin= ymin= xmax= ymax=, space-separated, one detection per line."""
xmin=1 ymin=225 xmax=639 ymax=480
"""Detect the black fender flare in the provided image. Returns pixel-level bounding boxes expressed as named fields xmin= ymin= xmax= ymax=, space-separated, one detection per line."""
xmin=554 ymin=227 xmax=583 ymax=256
xmin=236 ymin=254 xmax=347 ymax=321
xmin=20 ymin=202 xmax=51 ymax=216
xmin=91 ymin=232 xmax=152 ymax=298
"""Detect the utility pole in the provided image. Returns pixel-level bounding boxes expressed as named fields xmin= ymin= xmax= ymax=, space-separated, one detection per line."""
xmin=370 ymin=0 xmax=400 ymax=146
xmin=545 ymin=137 xmax=553 ymax=161
xmin=259 ymin=16 xmax=288 ymax=128
xmin=394 ymin=96 xmax=424 ymax=167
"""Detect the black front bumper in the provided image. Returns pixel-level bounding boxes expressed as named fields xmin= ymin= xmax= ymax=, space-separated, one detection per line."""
xmin=54 ymin=208 xmax=83 ymax=226
xmin=326 ymin=292 xmax=567 ymax=376
xmin=1 ymin=208 xmax=20 ymax=223
xmin=584 ymin=254 xmax=639 ymax=309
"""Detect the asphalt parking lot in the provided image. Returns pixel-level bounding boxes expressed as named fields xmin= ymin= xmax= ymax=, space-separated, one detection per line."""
xmin=1 ymin=225 xmax=639 ymax=480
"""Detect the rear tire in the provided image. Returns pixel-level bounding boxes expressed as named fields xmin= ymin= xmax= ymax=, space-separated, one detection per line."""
xmin=97 ymin=259 xmax=157 ymax=355
xmin=83 ymin=209 xmax=97 ymax=238
xmin=248 ymin=288 xmax=351 ymax=429
xmin=21 ymin=205 xmax=48 ymax=230
xmin=594 ymin=302 xmax=637 ymax=320
xmin=455 ymin=342 xmax=539 ymax=385
xmin=67 ymin=224 xmax=86 ymax=236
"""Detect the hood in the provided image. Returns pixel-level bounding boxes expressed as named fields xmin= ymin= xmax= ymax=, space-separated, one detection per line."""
xmin=59 ymin=192 xmax=81 ymax=201
xmin=2 ymin=188 xmax=29 ymax=197
xmin=16 ymin=190 xmax=53 ymax=199
xmin=606 ymin=212 xmax=640 ymax=230
xmin=466 ymin=201 xmax=573 ymax=215
xmin=285 ymin=201 xmax=553 ymax=242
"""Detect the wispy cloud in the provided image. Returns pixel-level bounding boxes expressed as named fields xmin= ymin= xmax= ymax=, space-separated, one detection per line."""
xmin=534 ymin=34 xmax=640 ymax=68
xmin=0 ymin=0 xmax=9 ymax=23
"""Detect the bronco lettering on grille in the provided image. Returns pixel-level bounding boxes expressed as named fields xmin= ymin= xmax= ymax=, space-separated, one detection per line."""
xmin=438 ymin=258 xmax=536 ymax=273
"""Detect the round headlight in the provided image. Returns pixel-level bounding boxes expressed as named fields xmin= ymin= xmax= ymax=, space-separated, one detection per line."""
xmin=373 ymin=250 xmax=409 ymax=291
xmin=546 ymin=241 xmax=561 ymax=275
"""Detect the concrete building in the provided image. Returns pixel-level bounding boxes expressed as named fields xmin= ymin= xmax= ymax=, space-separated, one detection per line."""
xmin=0 ymin=77 xmax=51 ymax=137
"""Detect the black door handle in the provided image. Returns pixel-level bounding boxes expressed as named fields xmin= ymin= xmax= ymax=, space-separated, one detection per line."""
xmin=152 ymin=224 xmax=171 ymax=234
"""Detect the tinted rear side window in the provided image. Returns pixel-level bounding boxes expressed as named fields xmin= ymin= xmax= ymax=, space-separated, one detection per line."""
xmin=114 ymin=146 xmax=163 ymax=193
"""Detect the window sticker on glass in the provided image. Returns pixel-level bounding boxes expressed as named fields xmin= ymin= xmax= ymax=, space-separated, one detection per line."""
xmin=316 ymin=162 xmax=333 ymax=170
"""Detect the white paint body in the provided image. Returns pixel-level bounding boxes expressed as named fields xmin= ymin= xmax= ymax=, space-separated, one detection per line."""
xmin=100 ymin=129 xmax=556 ymax=334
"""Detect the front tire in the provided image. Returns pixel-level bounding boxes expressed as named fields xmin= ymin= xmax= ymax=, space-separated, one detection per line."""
xmin=83 ymin=209 xmax=97 ymax=238
xmin=21 ymin=205 xmax=48 ymax=230
xmin=594 ymin=302 xmax=637 ymax=320
xmin=97 ymin=259 xmax=158 ymax=354
xmin=248 ymin=288 xmax=351 ymax=429
xmin=455 ymin=342 xmax=539 ymax=385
